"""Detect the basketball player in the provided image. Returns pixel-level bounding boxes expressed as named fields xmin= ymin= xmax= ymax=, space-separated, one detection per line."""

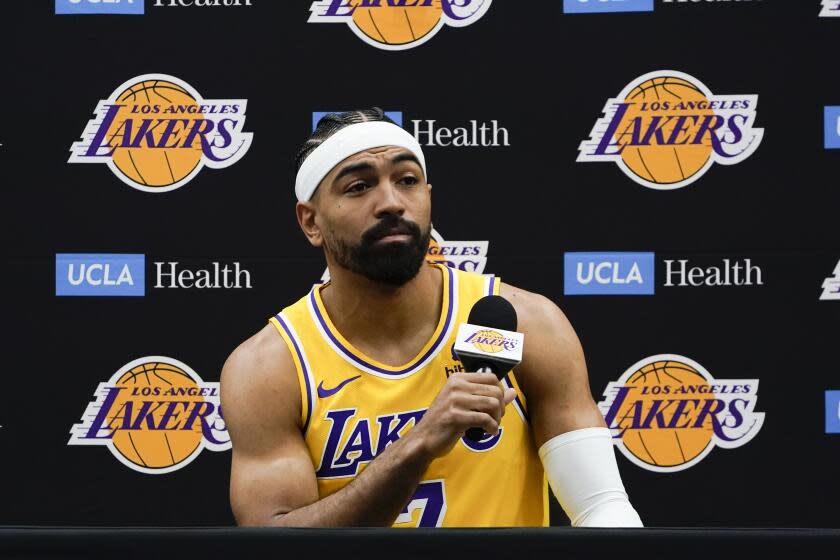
xmin=220 ymin=109 xmax=643 ymax=528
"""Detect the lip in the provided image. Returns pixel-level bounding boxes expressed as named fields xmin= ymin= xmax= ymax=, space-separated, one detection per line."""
xmin=375 ymin=233 xmax=412 ymax=243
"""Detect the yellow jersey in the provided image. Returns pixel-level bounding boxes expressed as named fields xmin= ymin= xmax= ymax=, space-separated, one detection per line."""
xmin=269 ymin=263 xmax=548 ymax=527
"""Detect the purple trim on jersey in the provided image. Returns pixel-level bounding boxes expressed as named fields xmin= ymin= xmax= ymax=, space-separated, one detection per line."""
xmin=488 ymin=275 xmax=496 ymax=296
xmin=503 ymin=374 xmax=530 ymax=423
xmin=311 ymin=265 xmax=455 ymax=376
xmin=275 ymin=313 xmax=313 ymax=432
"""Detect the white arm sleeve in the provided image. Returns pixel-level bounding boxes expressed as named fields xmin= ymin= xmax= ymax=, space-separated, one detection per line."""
xmin=538 ymin=427 xmax=643 ymax=528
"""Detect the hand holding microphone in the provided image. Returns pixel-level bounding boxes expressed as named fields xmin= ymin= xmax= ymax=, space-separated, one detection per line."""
xmin=410 ymin=295 xmax=524 ymax=457
xmin=453 ymin=295 xmax=524 ymax=442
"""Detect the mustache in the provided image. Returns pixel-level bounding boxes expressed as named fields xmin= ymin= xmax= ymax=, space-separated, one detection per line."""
xmin=361 ymin=216 xmax=423 ymax=245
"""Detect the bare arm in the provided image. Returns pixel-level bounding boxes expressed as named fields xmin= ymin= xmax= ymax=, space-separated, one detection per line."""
xmin=500 ymin=283 xmax=606 ymax=447
xmin=222 ymin=324 xmax=513 ymax=527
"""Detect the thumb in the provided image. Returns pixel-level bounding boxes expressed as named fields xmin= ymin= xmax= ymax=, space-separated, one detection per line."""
xmin=503 ymin=388 xmax=517 ymax=406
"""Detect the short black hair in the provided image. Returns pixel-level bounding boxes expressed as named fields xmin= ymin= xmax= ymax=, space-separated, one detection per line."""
xmin=295 ymin=108 xmax=398 ymax=172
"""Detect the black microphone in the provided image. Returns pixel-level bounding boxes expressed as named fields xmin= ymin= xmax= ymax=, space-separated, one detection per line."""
xmin=453 ymin=295 xmax=524 ymax=442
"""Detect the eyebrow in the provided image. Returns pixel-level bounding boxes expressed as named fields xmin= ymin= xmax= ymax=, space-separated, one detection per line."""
xmin=332 ymin=161 xmax=375 ymax=185
xmin=331 ymin=151 xmax=423 ymax=186
xmin=390 ymin=152 xmax=422 ymax=169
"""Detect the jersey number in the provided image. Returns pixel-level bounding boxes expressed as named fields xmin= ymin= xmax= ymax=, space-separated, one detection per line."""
xmin=395 ymin=480 xmax=447 ymax=527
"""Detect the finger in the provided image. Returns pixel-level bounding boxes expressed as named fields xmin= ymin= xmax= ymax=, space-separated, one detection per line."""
xmin=498 ymin=388 xmax=516 ymax=418
xmin=457 ymin=371 xmax=500 ymax=386
xmin=460 ymin=381 xmax=505 ymax=401
xmin=457 ymin=394 xmax=503 ymax=422
xmin=455 ymin=410 xmax=499 ymax=436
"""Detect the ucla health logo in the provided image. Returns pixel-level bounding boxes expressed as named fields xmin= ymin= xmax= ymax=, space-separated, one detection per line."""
xmin=56 ymin=254 xmax=145 ymax=296
xmin=68 ymin=356 xmax=230 ymax=474
xmin=313 ymin=111 xmax=404 ymax=130
xmin=821 ymin=1 xmax=840 ymax=17
xmin=827 ymin=391 xmax=840 ymax=434
xmin=563 ymin=0 xmax=653 ymax=14
xmin=564 ymin=252 xmax=655 ymax=295
xmin=308 ymin=0 xmax=492 ymax=51
xmin=313 ymin=110 xmax=509 ymax=147
xmin=56 ymin=1 xmax=255 ymax=14
xmin=56 ymin=0 xmax=144 ymax=15
xmin=56 ymin=253 xmax=252 ymax=296
xmin=825 ymin=107 xmax=840 ymax=149
xmin=599 ymin=354 xmax=764 ymax=472
xmin=578 ymin=70 xmax=763 ymax=190
xmin=69 ymin=74 xmax=252 ymax=193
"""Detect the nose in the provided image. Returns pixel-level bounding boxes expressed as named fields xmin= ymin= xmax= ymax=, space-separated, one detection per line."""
xmin=373 ymin=180 xmax=406 ymax=219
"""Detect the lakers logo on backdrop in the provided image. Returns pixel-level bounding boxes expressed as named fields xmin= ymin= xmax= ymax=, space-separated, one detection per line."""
xmin=308 ymin=1 xmax=492 ymax=51
xmin=578 ymin=71 xmax=763 ymax=190
xmin=68 ymin=356 xmax=230 ymax=474
xmin=426 ymin=229 xmax=489 ymax=273
xmin=821 ymin=259 xmax=840 ymax=300
xmin=821 ymin=1 xmax=840 ymax=17
xmin=598 ymin=354 xmax=763 ymax=472
xmin=69 ymin=74 xmax=252 ymax=193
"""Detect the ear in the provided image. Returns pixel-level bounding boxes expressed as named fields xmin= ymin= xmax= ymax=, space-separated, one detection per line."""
xmin=296 ymin=201 xmax=323 ymax=248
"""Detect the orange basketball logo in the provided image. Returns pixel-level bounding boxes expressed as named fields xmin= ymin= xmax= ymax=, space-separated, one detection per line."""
xmin=308 ymin=0 xmax=492 ymax=51
xmin=68 ymin=356 xmax=230 ymax=474
xmin=69 ymin=74 xmax=252 ymax=193
xmin=467 ymin=329 xmax=507 ymax=354
xmin=597 ymin=354 xmax=764 ymax=472
xmin=578 ymin=71 xmax=763 ymax=190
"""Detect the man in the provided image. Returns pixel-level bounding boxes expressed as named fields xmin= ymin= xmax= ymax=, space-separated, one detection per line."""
xmin=221 ymin=109 xmax=642 ymax=528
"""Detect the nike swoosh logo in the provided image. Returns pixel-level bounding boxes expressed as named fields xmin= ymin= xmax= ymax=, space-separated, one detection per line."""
xmin=317 ymin=375 xmax=362 ymax=399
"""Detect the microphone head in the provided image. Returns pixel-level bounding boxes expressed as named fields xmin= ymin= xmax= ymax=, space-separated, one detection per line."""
xmin=468 ymin=295 xmax=518 ymax=331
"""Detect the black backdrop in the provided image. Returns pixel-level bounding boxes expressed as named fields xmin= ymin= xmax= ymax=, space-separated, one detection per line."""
xmin=1 ymin=1 xmax=838 ymax=528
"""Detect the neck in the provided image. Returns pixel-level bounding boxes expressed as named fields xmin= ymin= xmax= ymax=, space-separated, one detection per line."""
xmin=320 ymin=261 xmax=443 ymax=345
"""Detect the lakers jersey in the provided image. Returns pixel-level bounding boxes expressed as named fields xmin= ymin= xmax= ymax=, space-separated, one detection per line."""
xmin=269 ymin=263 xmax=548 ymax=527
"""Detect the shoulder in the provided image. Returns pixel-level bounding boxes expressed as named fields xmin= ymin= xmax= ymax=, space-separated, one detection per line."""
xmin=498 ymin=282 xmax=603 ymax=441
xmin=221 ymin=323 xmax=302 ymax=431
xmin=222 ymin=323 xmax=295 ymax=388
xmin=498 ymin=281 xmax=587 ymax=389
xmin=498 ymin=282 xmax=573 ymax=337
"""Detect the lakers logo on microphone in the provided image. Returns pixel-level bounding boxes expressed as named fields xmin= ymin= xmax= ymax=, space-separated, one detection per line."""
xmin=308 ymin=1 xmax=493 ymax=51
xmin=68 ymin=356 xmax=230 ymax=474
xmin=598 ymin=354 xmax=764 ymax=472
xmin=69 ymin=74 xmax=252 ymax=193
xmin=578 ymin=71 xmax=763 ymax=190
xmin=464 ymin=330 xmax=517 ymax=354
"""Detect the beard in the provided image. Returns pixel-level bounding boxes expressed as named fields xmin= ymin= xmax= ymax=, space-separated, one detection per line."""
xmin=324 ymin=215 xmax=432 ymax=287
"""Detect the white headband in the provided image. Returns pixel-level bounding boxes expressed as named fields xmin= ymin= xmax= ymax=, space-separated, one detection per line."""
xmin=295 ymin=121 xmax=427 ymax=202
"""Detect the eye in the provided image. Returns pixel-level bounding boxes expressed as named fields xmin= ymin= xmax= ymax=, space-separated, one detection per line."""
xmin=399 ymin=175 xmax=419 ymax=186
xmin=345 ymin=182 xmax=370 ymax=194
